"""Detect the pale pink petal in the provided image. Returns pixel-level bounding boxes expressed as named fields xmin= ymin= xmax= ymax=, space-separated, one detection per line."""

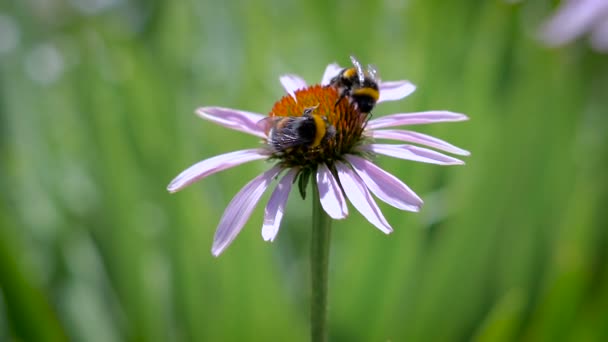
xmin=316 ymin=163 xmax=348 ymax=219
xmin=366 ymin=111 xmax=469 ymax=130
xmin=196 ymin=107 xmax=267 ymax=138
xmin=368 ymin=129 xmax=470 ymax=156
xmin=280 ymin=74 xmax=308 ymax=100
xmin=262 ymin=168 xmax=297 ymax=242
xmin=345 ymin=155 xmax=422 ymax=212
xmin=211 ymin=165 xmax=283 ymax=256
xmin=336 ymin=161 xmax=392 ymax=234
xmin=363 ymin=144 xmax=465 ymax=165
xmin=167 ymin=149 xmax=267 ymax=193
xmin=540 ymin=0 xmax=608 ymax=47
xmin=590 ymin=17 xmax=608 ymax=51
xmin=377 ymin=81 xmax=416 ymax=103
xmin=321 ymin=63 xmax=343 ymax=86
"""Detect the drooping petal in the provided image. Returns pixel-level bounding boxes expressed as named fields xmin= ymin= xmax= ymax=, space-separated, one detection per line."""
xmin=366 ymin=111 xmax=469 ymax=130
xmin=363 ymin=144 xmax=465 ymax=165
xmin=368 ymin=129 xmax=471 ymax=156
xmin=336 ymin=161 xmax=392 ymax=234
xmin=262 ymin=168 xmax=297 ymax=242
xmin=196 ymin=107 xmax=267 ymax=138
xmin=321 ymin=63 xmax=343 ymax=85
xmin=211 ymin=165 xmax=283 ymax=256
xmin=378 ymin=81 xmax=416 ymax=103
xmin=345 ymin=155 xmax=422 ymax=212
xmin=167 ymin=149 xmax=267 ymax=193
xmin=316 ymin=163 xmax=348 ymax=219
xmin=280 ymin=74 xmax=308 ymax=100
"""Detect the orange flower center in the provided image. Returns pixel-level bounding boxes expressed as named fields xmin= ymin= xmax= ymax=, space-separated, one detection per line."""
xmin=265 ymin=85 xmax=368 ymax=168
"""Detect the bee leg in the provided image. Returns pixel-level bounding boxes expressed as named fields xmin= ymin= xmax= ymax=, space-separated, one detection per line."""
xmin=334 ymin=93 xmax=347 ymax=109
xmin=324 ymin=125 xmax=336 ymax=141
xmin=361 ymin=111 xmax=373 ymax=125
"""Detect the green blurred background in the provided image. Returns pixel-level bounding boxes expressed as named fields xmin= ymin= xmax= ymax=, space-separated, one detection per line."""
xmin=1 ymin=0 xmax=607 ymax=341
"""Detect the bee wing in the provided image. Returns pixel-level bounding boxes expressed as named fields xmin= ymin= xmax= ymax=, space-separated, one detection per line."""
xmin=268 ymin=117 xmax=315 ymax=151
xmin=269 ymin=128 xmax=312 ymax=151
xmin=272 ymin=133 xmax=306 ymax=149
xmin=367 ymin=64 xmax=380 ymax=82
xmin=256 ymin=116 xmax=277 ymax=134
xmin=350 ymin=55 xmax=365 ymax=85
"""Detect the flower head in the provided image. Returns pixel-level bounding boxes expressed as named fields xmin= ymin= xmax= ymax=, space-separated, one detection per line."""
xmin=168 ymin=58 xmax=470 ymax=256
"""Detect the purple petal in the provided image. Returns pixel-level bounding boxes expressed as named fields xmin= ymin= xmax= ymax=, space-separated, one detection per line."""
xmin=366 ymin=111 xmax=469 ymax=130
xmin=378 ymin=81 xmax=416 ymax=103
xmin=262 ymin=168 xmax=297 ymax=242
xmin=540 ymin=0 xmax=608 ymax=47
xmin=345 ymin=155 xmax=422 ymax=212
xmin=368 ymin=129 xmax=470 ymax=156
xmin=321 ymin=63 xmax=343 ymax=86
xmin=590 ymin=17 xmax=608 ymax=52
xmin=280 ymin=74 xmax=308 ymax=100
xmin=363 ymin=144 xmax=465 ymax=165
xmin=316 ymin=163 xmax=348 ymax=219
xmin=196 ymin=107 xmax=267 ymax=138
xmin=336 ymin=161 xmax=392 ymax=234
xmin=211 ymin=164 xmax=283 ymax=256
xmin=167 ymin=149 xmax=267 ymax=193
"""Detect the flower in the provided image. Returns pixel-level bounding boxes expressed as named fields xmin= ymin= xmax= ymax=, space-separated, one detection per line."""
xmin=167 ymin=60 xmax=470 ymax=256
xmin=540 ymin=0 xmax=608 ymax=52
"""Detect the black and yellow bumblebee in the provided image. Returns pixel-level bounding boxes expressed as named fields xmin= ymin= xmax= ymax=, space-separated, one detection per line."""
xmin=329 ymin=56 xmax=380 ymax=114
xmin=258 ymin=105 xmax=336 ymax=154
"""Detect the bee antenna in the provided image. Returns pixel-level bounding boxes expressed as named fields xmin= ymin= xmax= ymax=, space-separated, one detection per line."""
xmin=350 ymin=55 xmax=365 ymax=84
xmin=303 ymin=103 xmax=320 ymax=117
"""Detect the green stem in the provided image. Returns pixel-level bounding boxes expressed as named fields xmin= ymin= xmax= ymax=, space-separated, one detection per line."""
xmin=311 ymin=180 xmax=332 ymax=342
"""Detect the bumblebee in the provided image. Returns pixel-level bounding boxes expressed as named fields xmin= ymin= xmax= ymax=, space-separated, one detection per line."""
xmin=329 ymin=55 xmax=379 ymax=114
xmin=258 ymin=105 xmax=336 ymax=154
